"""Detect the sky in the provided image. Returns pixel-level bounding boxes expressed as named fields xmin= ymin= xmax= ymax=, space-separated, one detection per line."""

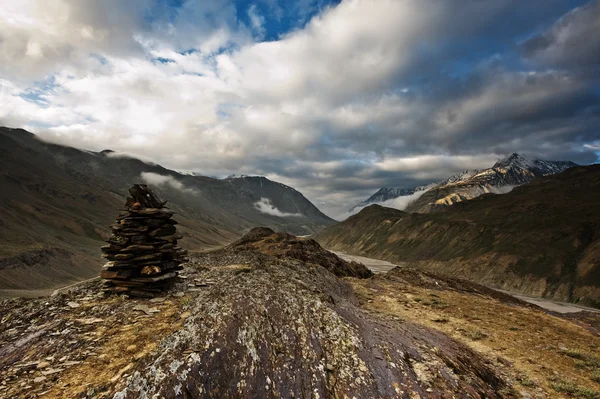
xmin=1 ymin=0 xmax=599 ymax=218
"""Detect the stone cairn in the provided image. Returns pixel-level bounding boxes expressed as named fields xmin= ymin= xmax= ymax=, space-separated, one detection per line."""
xmin=100 ymin=184 xmax=187 ymax=297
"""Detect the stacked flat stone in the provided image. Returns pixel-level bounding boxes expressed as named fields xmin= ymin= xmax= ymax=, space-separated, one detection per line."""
xmin=100 ymin=184 xmax=187 ymax=297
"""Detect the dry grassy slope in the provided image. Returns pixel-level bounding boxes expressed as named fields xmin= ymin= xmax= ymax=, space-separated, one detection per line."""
xmin=1 ymin=234 xmax=598 ymax=398
xmin=351 ymin=267 xmax=600 ymax=398
xmin=315 ymin=165 xmax=600 ymax=308
xmin=0 ymin=127 xmax=334 ymax=293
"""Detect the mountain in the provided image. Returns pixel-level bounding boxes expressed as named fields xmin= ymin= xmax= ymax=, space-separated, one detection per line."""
xmin=0 ymin=127 xmax=334 ymax=295
xmin=316 ymin=164 xmax=600 ymax=308
xmin=351 ymin=184 xmax=434 ymax=211
xmin=353 ymin=153 xmax=577 ymax=213
xmin=3 ymin=228 xmax=599 ymax=398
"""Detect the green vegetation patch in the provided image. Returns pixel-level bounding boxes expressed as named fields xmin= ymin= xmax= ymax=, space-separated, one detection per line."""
xmin=550 ymin=379 xmax=599 ymax=398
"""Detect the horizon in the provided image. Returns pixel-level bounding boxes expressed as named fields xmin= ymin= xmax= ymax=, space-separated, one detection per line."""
xmin=1 ymin=0 xmax=599 ymax=217
xmin=1 ymin=125 xmax=588 ymax=220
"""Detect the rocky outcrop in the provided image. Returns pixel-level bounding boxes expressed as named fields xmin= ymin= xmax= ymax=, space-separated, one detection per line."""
xmin=0 ymin=244 xmax=513 ymax=398
xmin=3 ymin=229 xmax=600 ymax=398
xmin=230 ymin=227 xmax=374 ymax=278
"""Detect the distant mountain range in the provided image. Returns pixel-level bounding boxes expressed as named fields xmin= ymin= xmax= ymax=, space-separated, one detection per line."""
xmin=317 ymin=164 xmax=600 ymax=308
xmin=352 ymin=153 xmax=577 ymax=213
xmin=0 ymin=127 xmax=334 ymax=294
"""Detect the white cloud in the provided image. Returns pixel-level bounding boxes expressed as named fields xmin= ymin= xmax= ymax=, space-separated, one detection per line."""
xmin=140 ymin=172 xmax=197 ymax=194
xmin=333 ymin=189 xmax=425 ymax=221
xmin=254 ymin=198 xmax=302 ymax=217
xmin=378 ymin=190 xmax=426 ymax=211
xmin=0 ymin=0 xmax=597 ymax=218
xmin=247 ymin=5 xmax=266 ymax=38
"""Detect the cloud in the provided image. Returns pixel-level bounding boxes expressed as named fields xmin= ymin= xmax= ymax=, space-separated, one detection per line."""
xmin=379 ymin=191 xmax=427 ymax=211
xmin=247 ymin=5 xmax=266 ymax=38
xmin=1 ymin=0 xmax=599 ymax=218
xmin=521 ymin=0 xmax=600 ymax=67
xmin=333 ymin=189 xmax=426 ymax=221
xmin=490 ymin=185 xmax=517 ymax=195
xmin=254 ymin=198 xmax=302 ymax=217
xmin=140 ymin=172 xmax=197 ymax=194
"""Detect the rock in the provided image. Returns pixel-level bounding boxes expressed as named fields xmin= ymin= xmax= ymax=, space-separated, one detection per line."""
xmin=132 ymin=305 xmax=160 ymax=315
xmin=109 ymin=363 xmax=133 ymax=383
xmin=101 ymin=186 xmax=187 ymax=298
xmin=41 ymin=368 xmax=64 ymax=376
xmin=61 ymin=361 xmax=82 ymax=367
xmin=74 ymin=318 xmax=104 ymax=325
xmin=36 ymin=361 xmax=50 ymax=369
xmin=33 ymin=376 xmax=46 ymax=383
xmin=66 ymin=302 xmax=80 ymax=308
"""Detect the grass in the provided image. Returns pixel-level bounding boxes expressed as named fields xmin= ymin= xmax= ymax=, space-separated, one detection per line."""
xmin=464 ymin=329 xmax=488 ymax=341
xmin=592 ymin=371 xmax=600 ymax=384
xmin=561 ymin=349 xmax=600 ymax=370
xmin=518 ymin=375 xmax=536 ymax=387
xmin=350 ymin=270 xmax=600 ymax=398
xmin=550 ymin=379 xmax=599 ymax=398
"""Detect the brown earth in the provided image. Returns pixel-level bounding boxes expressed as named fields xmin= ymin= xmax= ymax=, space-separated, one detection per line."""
xmin=1 ymin=230 xmax=599 ymax=398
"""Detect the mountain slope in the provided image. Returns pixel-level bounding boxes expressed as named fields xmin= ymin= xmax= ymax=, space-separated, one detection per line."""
xmin=353 ymin=153 xmax=576 ymax=213
xmin=2 ymin=230 xmax=599 ymax=398
xmin=316 ymin=165 xmax=600 ymax=308
xmin=0 ymin=127 xmax=334 ymax=293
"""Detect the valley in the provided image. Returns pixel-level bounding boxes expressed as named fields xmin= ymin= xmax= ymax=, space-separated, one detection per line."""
xmin=0 ymin=127 xmax=334 ymax=295
xmin=316 ymin=165 xmax=600 ymax=308
xmin=333 ymin=250 xmax=599 ymax=314
xmin=2 ymin=1 xmax=599 ymax=397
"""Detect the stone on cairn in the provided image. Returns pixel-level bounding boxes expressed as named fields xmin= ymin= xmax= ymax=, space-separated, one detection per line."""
xmin=100 ymin=184 xmax=188 ymax=298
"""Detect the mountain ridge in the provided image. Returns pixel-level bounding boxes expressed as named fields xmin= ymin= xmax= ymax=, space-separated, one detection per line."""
xmin=352 ymin=153 xmax=577 ymax=213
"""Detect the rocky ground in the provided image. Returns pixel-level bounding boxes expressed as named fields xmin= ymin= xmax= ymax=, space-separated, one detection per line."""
xmin=0 ymin=228 xmax=599 ymax=398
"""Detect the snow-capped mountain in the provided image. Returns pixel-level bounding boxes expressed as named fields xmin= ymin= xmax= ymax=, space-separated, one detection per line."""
xmin=353 ymin=153 xmax=577 ymax=213
xmin=351 ymin=170 xmax=479 ymax=211
xmin=352 ymin=185 xmax=433 ymax=210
